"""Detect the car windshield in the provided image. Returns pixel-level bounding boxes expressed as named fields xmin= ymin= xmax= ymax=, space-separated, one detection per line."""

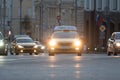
xmin=115 ymin=34 xmax=120 ymax=39
xmin=52 ymin=31 xmax=79 ymax=38
xmin=16 ymin=39 xmax=34 ymax=43
xmin=35 ymin=41 xmax=41 ymax=45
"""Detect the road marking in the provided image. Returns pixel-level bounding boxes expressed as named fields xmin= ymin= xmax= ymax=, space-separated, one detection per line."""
xmin=0 ymin=59 xmax=17 ymax=62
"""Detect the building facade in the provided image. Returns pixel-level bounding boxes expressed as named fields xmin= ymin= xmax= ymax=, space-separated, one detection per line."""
xmin=0 ymin=0 xmax=35 ymax=38
xmin=84 ymin=0 xmax=120 ymax=49
xmin=34 ymin=0 xmax=84 ymax=42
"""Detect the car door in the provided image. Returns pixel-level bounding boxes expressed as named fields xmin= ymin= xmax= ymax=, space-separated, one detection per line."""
xmin=110 ymin=34 xmax=115 ymax=52
xmin=11 ymin=40 xmax=16 ymax=53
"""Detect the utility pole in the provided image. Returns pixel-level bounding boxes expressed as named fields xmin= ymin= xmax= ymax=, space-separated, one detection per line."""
xmin=3 ymin=0 xmax=6 ymax=37
xmin=58 ymin=0 xmax=61 ymax=25
xmin=20 ymin=0 xmax=23 ymax=34
xmin=75 ymin=0 xmax=77 ymax=27
xmin=40 ymin=0 xmax=43 ymax=42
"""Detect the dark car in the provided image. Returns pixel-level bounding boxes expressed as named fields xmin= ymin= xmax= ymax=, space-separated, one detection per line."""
xmin=10 ymin=37 xmax=39 ymax=55
xmin=34 ymin=41 xmax=45 ymax=53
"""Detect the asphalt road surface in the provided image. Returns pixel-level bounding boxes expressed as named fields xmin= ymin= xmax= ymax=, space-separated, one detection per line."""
xmin=0 ymin=53 xmax=120 ymax=80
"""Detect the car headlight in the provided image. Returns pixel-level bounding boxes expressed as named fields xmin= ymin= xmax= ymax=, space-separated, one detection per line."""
xmin=116 ymin=43 xmax=120 ymax=47
xmin=49 ymin=40 xmax=56 ymax=46
xmin=74 ymin=40 xmax=81 ymax=46
xmin=0 ymin=40 xmax=4 ymax=47
xmin=34 ymin=45 xmax=38 ymax=48
xmin=18 ymin=45 xmax=24 ymax=48
xmin=41 ymin=46 xmax=45 ymax=49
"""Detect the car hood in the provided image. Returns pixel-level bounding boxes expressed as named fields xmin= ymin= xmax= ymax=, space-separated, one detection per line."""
xmin=17 ymin=43 xmax=36 ymax=46
xmin=53 ymin=38 xmax=79 ymax=43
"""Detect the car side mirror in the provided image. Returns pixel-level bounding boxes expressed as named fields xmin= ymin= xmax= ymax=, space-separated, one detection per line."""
xmin=109 ymin=38 xmax=114 ymax=43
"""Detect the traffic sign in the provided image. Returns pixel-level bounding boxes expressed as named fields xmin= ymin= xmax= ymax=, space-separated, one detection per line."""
xmin=99 ymin=25 xmax=106 ymax=32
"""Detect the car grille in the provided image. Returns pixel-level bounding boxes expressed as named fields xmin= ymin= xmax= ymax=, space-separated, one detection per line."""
xmin=23 ymin=46 xmax=34 ymax=48
xmin=57 ymin=42 xmax=73 ymax=46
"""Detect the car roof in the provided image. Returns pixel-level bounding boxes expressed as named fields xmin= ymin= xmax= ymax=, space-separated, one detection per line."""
xmin=54 ymin=25 xmax=77 ymax=31
xmin=14 ymin=35 xmax=29 ymax=38
xmin=16 ymin=37 xmax=32 ymax=40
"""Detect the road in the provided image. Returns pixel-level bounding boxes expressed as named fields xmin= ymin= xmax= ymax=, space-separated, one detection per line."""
xmin=0 ymin=53 xmax=120 ymax=80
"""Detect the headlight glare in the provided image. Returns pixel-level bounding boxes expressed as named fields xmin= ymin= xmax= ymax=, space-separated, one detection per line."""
xmin=0 ymin=40 xmax=4 ymax=46
xmin=41 ymin=46 xmax=45 ymax=49
xmin=34 ymin=45 xmax=38 ymax=48
xmin=116 ymin=43 xmax=120 ymax=47
xmin=74 ymin=40 xmax=81 ymax=46
xmin=18 ymin=45 xmax=23 ymax=48
xmin=49 ymin=40 xmax=56 ymax=46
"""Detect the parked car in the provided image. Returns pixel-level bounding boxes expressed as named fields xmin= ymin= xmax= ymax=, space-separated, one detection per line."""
xmin=34 ymin=41 xmax=45 ymax=53
xmin=107 ymin=32 xmax=120 ymax=56
xmin=0 ymin=32 xmax=7 ymax=55
xmin=10 ymin=37 xmax=39 ymax=55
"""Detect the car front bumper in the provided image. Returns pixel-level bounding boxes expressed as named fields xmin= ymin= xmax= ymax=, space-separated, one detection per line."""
xmin=16 ymin=48 xmax=38 ymax=53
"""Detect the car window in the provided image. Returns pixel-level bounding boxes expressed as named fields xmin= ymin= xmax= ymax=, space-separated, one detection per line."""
xmin=115 ymin=34 xmax=120 ymax=39
xmin=52 ymin=31 xmax=79 ymax=38
xmin=16 ymin=39 xmax=34 ymax=43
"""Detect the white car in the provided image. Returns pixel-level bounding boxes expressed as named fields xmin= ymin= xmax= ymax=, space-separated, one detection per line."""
xmin=107 ymin=32 xmax=120 ymax=56
xmin=47 ymin=31 xmax=83 ymax=56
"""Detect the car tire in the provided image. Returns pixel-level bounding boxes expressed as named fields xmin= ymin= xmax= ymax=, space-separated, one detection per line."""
xmin=15 ymin=53 xmax=19 ymax=55
xmin=35 ymin=53 xmax=38 ymax=55
xmin=114 ymin=52 xmax=118 ymax=56
xmin=29 ymin=53 xmax=32 ymax=55
xmin=11 ymin=52 xmax=14 ymax=55
xmin=107 ymin=52 xmax=112 ymax=56
xmin=77 ymin=53 xmax=82 ymax=56
xmin=10 ymin=50 xmax=14 ymax=55
xmin=49 ymin=52 xmax=55 ymax=56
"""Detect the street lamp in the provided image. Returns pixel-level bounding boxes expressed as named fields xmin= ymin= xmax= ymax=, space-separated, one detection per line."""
xmin=57 ymin=0 xmax=62 ymax=25
xmin=20 ymin=0 xmax=23 ymax=34
xmin=104 ymin=7 xmax=110 ymax=40
xmin=75 ymin=0 xmax=77 ymax=27
xmin=3 ymin=0 xmax=6 ymax=37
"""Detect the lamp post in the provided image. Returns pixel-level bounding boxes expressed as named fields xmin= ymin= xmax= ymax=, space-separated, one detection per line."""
xmin=75 ymin=0 xmax=77 ymax=27
xmin=3 ymin=0 xmax=6 ymax=37
xmin=20 ymin=0 xmax=23 ymax=34
xmin=104 ymin=7 xmax=110 ymax=40
xmin=57 ymin=0 xmax=62 ymax=25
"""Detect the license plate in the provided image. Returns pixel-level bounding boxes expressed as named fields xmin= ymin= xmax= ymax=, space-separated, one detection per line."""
xmin=60 ymin=46 xmax=70 ymax=49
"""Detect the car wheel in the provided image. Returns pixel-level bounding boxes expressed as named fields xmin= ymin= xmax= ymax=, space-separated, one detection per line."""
xmin=107 ymin=52 xmax=112 ymax=56
xmin=49 ymin=52 xmax=55 ymax=56
xmin=29 ymin=53 xmax=32 ymax=55
xmin=114 ymin=52 xmax=118 ymax=56
xmin=77 ymin=53 xmax=82 ymax=56
xmin=10 ymin=50 xmax=14 ymax=55
xmin=35 ymin=53 xmax=38 ymax=55
xmin=11 ymin=52 xmax=14 ymax=55
xmin=15 ymin=53 xmax=19 ymax=55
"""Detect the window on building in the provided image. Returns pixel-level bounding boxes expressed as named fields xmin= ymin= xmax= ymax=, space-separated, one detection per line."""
xmin=97 ymin=0 xmax=102 ymax=10
xmin=86 ymin=0 xmax=89 ymax=9
xmin=106 ymin=0 xmax=109 ymax=8
xmin=27 ymin=8 xmax=32 ymax=17
xmin=113 ymin=0 xmax=117 ymax=10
